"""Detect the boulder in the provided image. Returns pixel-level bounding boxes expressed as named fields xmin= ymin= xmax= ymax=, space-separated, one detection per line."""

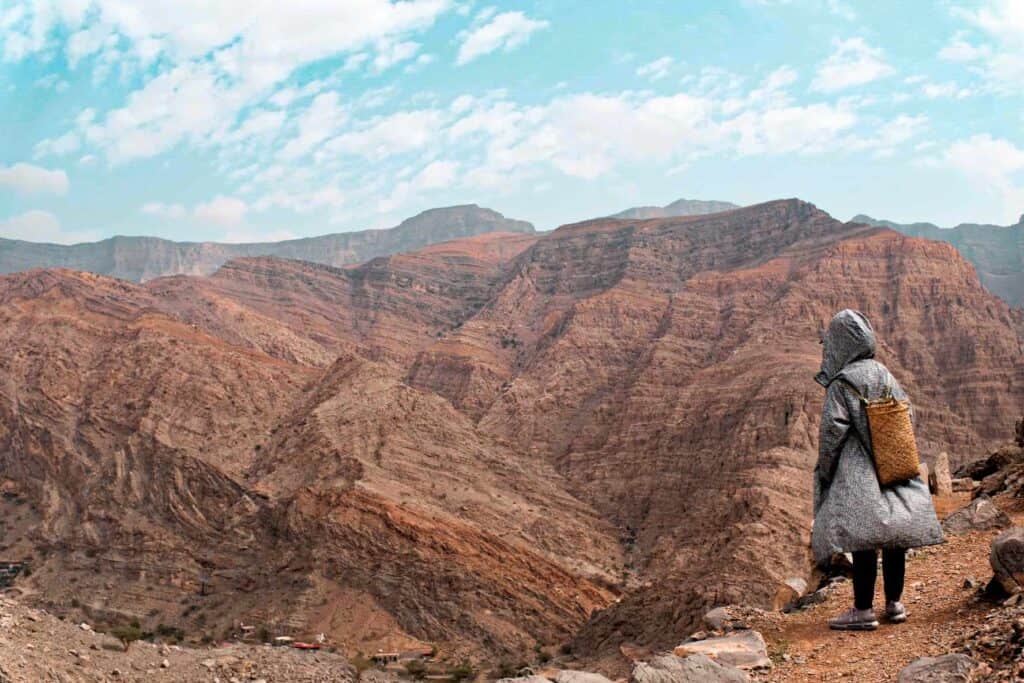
xmin=942 ymin=496 xmax=1010 ymax=535
xmin=990 ymin=527 xmax=1024 ymax=594
xmin=897 ymin=653 xmax=977 ymax=682
xmin=673 ymin=630 xmax=770 ymax=671
xmin=771 ymin=577 xmax=808 ymax=609
xmin=931 ymin=452 xmax=953 ymax=496
xmin=632 ymin=654 xmax=749 ymax=683
xmin=701 ymin=606 xmax=750 ymax=632
xmin=555 ymin=672 xmax=614 ymax=683
xmin=920 ymin=463 xmax=930 ymax=492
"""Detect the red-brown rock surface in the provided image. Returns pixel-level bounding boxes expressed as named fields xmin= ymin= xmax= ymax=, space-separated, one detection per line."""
xmin=1 ymin=201 xmax=1022 ymax=671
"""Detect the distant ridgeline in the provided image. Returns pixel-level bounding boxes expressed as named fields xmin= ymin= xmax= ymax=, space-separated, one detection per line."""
xmin=853 ymin=213 xmax=1024 ymax=309
xmin=0 ymin=205 xmax=534 ymax=282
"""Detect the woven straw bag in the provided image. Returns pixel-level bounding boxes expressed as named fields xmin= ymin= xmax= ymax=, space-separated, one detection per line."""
xmin=838 ymin=379 xmax=921 ymax=486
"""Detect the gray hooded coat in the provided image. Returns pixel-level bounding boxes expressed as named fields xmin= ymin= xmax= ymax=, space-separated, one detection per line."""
xmin=811 ymin=309 xmax=944 ymax=566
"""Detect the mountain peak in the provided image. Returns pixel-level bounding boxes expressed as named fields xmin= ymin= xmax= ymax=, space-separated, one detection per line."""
xmin=611 ymin=198 xmax=740 ymax=220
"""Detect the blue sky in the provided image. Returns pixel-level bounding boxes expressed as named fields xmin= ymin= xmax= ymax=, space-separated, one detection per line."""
xmin=1 ymin=0 xmax=1023 ymax=244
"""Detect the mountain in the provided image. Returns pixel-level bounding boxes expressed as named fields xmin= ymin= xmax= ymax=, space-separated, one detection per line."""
xmin=1 ymin=200 xmax=1022 ymax=671
xmin=853 ymin=213 xmax=1024 ymax=309
xmin=0 ymin=204 xmax=534 ymax=282
xmin=611 ymin=198 xmax=740 ymax=219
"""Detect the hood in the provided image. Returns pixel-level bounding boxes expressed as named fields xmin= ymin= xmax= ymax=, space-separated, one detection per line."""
xmin=814 ymin=309 xmax=877 ymax=387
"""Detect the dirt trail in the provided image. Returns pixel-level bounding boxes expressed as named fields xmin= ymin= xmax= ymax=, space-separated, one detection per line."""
xmin=750 ymin=493 xmax=1019 ymax=681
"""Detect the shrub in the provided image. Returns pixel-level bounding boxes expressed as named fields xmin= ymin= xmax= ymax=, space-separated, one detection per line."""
xmin=404 ymin=659 xmax=428 ymax=680
xmin=111 ymin=624 xmax=142 ymax=652
xmin=450 ymin=662 xmax=475 ymax=682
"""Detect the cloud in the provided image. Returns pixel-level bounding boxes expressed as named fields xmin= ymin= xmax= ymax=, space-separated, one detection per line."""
xmin=194 ymin=196 xmax=248 ymax=226
xmin=0 ymin=210 xmax=98 ymax=244
xmin=372 ymin=40 xmax=420 ymax=72
xmin=9 ymin=1 xmax=452 ymax=164
xmin=142 ymin=197 xmax=248 ymax=225
xmin=141 ymin=202 xmax=187 ymax=219
xmin=942 ymin=2 xmax=1024 ymax=94
xmin=636 ymin=57 xmax=674 ymax=81
xmin=939 ymin=134 xmax=1024 ymax=223
xmin=811 ymin=37 xmax=894 ymax=92
xmin=0 ymin=163 xmax=69 ymax=195
xmin=456 ymin=10 xmax=548 ymax=65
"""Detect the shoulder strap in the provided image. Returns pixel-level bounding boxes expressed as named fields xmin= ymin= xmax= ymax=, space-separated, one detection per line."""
xmin=831 ymin=376 xmax=867 ymax=404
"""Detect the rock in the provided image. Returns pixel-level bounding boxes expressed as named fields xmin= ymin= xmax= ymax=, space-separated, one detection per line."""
xmin=951 ymin=478 xmax=977 ymax=493
xmin=772 ymin=577 xmax=808 ymax=609
xmin=161 ymin=658 xmax=170 ymax=669
xmin=631 ymin=654 xmax=749 ymax=683
xmin=897 ymin=653 xmax=978 ymax=682
xmin=202 ymin=659 xmax=216 ymax=670
xmin=942 ymin=496 xmax=1011 ymax=534
xmin=920 ymin=463 xmax=931 ymax=492
xmin=555 ymin=671 xmax=614 ymax=683
xmin=497 ymin=677 xmax=550 ymax=683
xmin=673 ymin=630 xmax=771 ymax=670
xmin=931 ymin=452 xmax=953 ymax=496
xmin=703 ymin=607 xmax=730 ymax=632
xmin=990 ymin=527 xmax=1024 ymax=594
xmin=78 ymin=622 xmax=91 ymax=631
xmin=962 ymin=577 xmax=980 ymax=590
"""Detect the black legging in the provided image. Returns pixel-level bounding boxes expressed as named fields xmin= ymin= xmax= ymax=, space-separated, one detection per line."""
xmin=852 ymin=548 xmax=906 ymax=610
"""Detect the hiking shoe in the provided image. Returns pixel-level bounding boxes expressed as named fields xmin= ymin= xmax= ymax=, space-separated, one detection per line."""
xmin=885 ymin=601 xmax=908 ymax=623
xmin=828 ymin=607 xmax=879 ymax=631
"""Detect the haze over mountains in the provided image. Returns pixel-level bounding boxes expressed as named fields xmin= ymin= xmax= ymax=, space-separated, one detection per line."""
xmin=0 ymin=205 xmax=533 ymax=282
xmin=853 ymin=213 xmax=1024 ymax=309
xmin=610 ymin=198 xmax=741 ymax=220
xmin=2 ymin=198 xmax=1022 ymax=671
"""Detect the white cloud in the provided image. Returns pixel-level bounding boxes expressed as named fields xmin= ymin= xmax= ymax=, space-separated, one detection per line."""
xmin=279 ymin=92 xmax=349 ymax=160
xmin=811 ymin=37 xmax=894 ymax=92
xmin=456 ymin=10 xmax=548 ymax=65
xmin=194 ymin=196 xmax=248 ymax=226
xmin=0 ymin=210 xmax=99 ymax=244
xmin=9 ymin=1 xmax=452 ymax=164
xmin=0 ymin=163 xmax=69 ymax=195
xmin=942 ymin=2 xmax=1024 ymax=94
xmin=939 ymin=134 xmax=1024 ymax=223
xmin=320 ymin=108 xmax=445 ymax=161
xmin=141 ymin=202 xmax=187 ymax=219
xmin=637 ymin=56 xmax=674 ymax=81
xmin=142 ymin=196 xmax=248 ymax=225
xmin=34 ymin=132 xmax=81 ymax=157
xmin=372 ymin=40 xmax=420 ymax=72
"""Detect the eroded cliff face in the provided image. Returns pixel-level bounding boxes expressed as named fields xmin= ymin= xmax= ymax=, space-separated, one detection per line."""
xmin=0 ymin=202 xmax=1021 ymax=666
xmin=853 ymin=213 xmax=1024 ymax=309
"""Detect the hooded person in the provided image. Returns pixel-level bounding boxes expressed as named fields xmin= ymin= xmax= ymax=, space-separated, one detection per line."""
xmin=812 ymin=309 xmax=943 ymax=631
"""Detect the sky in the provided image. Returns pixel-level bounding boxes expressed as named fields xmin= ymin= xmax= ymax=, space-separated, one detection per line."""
xmin=1 ymin=0 xmax=1023 ymax=245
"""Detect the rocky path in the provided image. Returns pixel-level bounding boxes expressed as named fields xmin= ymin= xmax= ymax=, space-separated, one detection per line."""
xmin=751 ymin=493 xmax=1022 ymax=682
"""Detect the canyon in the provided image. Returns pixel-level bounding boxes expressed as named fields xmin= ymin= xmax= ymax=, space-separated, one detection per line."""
xmin=0 ymin=199 xmax=1022 ymax=672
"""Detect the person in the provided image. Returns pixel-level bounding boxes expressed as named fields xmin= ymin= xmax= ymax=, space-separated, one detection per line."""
xmin=812 ymin=309 xmax=944 ymax=630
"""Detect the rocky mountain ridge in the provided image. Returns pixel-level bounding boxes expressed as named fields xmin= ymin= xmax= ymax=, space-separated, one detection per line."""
xmin=0 ymin=199 xmax=1021 ymax=673
xmin=0 ymin=204 xmax=534 ymax=282
xmin=853 ymin=213 xmax=1024 ymax=308
xmin=610 ymin=198 xmax=740 ymax=219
